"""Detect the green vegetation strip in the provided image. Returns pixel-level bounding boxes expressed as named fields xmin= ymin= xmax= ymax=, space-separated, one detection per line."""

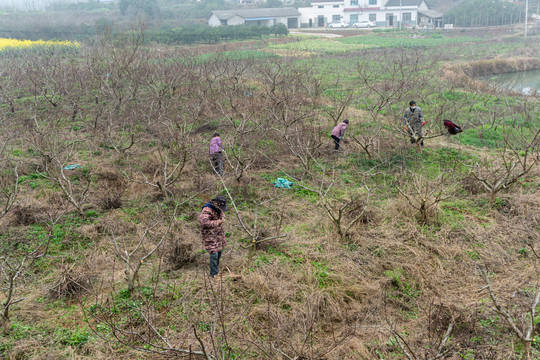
xmin=270 ymin=34 xmax=482 ymax=54
xmin=338 ymin=33 xmax=482 ymax=48
xmin=269 ymin=39 xmax=368 ymax=54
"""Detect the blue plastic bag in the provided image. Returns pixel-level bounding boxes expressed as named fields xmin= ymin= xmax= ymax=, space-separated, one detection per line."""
xmin=273 ymin=178 xmax=294 ymax=189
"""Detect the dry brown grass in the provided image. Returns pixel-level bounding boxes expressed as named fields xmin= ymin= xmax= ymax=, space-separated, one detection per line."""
xmin=48 ymin=263 xmax=94 ymax=300
xmin=2 ymin=37 xmax=540 ymax=360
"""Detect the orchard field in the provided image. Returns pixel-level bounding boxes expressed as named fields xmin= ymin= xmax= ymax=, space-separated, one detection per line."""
xmin=0 ymin=28 xmax=540 ymax=359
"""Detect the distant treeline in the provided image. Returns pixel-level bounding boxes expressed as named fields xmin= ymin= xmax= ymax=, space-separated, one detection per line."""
xmin=0 ymin=22 xmax=289 ymax=45
xmin=0 ymin=23 xmax=98 ymax=42
xmin=147 ymin=24 xmax=289 ymax=45
xmin=443 ymin=0 xmax=524 ymax=27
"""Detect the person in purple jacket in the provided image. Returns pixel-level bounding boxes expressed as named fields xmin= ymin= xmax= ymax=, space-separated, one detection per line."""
xmin=331 ymin=119 xmax=349 ymax=152
xmin=209 ymin=132 xmax=224 ymax=176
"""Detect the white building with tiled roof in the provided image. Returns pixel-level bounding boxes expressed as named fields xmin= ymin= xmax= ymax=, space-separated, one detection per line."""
xmin=299 ymin=0 xmax=347 ymax=27
xmin=209 ymin=7 xmax=302 ymax=28
xmin=298 ymin=0 xmax=441 ymax=28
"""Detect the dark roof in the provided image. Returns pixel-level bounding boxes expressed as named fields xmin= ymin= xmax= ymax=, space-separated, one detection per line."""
xmin=384 ymin=0 xmax=422 ymax=7
xmin=212 ymin=7 xmax=301 ymax=20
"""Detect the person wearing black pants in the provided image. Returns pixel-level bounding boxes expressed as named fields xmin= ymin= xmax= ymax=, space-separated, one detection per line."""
xmin=331 ymin=135 xmax=341 ymax=151
xmin=330 ymin=119 xmax=349 ymax=152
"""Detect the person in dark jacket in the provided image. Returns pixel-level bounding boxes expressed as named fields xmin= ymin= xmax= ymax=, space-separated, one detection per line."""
xmin=331 ymin=119 xmax=349 ymax=152
xmin=199 ymin=195 xmax=228 ymax=278
xmin=403 ymin=101 xmax=426 ymax=147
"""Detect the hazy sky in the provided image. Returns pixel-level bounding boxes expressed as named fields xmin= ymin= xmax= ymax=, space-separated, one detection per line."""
xmin=0 ymin=0 xmax=82 ymax=11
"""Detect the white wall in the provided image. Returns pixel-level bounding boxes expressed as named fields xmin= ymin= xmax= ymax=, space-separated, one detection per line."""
xmin=298 ymin=6 xmax=315 ymax=26
xmin=227 ymin=15 xmax=245 ymax=25
xmin=343 ymin=0 xmax=381 ymax=8
xmin=276 ymin=16 xmax=288 ymax=26
xmin=208 ymin=14 xmax=221 ymax=27
xmin=316 ymin=3 xmax=344 ymax=23
xmin=209 ymin=14 xmax=246 ymax=26
xmin=246 ymin=19 xmax=275 ymax=26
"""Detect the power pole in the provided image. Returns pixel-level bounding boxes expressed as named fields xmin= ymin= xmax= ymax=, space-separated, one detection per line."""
xmin=534 ymin=1 xmax=540 ymax=30
xmin=525 ymin=0 xmax=528 ymax=38
xmin=399 ymin=0 xmax=402 ymax=30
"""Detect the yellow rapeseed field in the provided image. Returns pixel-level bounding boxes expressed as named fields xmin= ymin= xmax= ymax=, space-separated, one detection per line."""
xmin=0 ymin=38 xmax=79 ymax=51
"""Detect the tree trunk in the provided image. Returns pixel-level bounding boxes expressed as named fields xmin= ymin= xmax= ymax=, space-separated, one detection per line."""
xmin=522 ymin=340 xmax=531 ymax=360
xmin=415 ymin=141 xmax=422 ymax=153
xmin=0 ymin=313 xmax=8 ymax=331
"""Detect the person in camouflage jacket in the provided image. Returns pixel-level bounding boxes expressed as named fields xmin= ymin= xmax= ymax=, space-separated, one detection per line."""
xmin=403 ymin=100 xmax=426 ymax=147
xmin=199 ymin=195 xmax=228 ymax=278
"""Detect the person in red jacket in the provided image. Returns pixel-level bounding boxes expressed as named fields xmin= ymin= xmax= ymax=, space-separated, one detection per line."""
xmin=331 ymin=119 xmax=349 ymax=152
xmin=199 ymin=195 xmax=228 ymax=278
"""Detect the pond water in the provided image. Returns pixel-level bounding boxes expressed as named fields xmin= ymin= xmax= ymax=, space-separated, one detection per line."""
xmin=479 ymin=69 xmax=540 ymax=95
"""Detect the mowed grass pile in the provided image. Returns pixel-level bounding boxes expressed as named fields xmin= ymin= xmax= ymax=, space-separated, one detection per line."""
xmin=0 ymin=29 xmax=539 ymax=360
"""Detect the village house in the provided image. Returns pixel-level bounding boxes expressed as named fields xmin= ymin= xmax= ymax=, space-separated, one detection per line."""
xmin=299 ymin=0 xmax=346 ymax=28
xmin=209 ymin=0 xmax=441 ymax=29
xmin=298 ymin=0 xmax=442 ymax=28
xmin=208 ymin=8 xmax=302 ymax=28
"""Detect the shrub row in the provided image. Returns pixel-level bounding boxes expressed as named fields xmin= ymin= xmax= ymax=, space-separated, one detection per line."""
xmin=147 ymin=23 xmax=289 ymax=45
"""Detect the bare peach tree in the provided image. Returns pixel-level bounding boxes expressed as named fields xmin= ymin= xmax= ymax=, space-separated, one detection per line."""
xmin=350 ymin=123 xmax=383 ymax=160
xmin=357 ymin=48 xmax=444 ymax=153
xmin=0 ymin=252 xmax=29 ymax=329
xmin=0 ymin=57 xmax=26 ymax=113
xmin=251 ymin=291 xmax=357 ymax=359
xmin=32 ymin=132 xmax=92 ymax=214
xmin=310 ymin=179 xmax=370 ymax=242
xmin=109 ymin=208 xmax=177 ymax=294
xmin=411 ymin=78 xmax=469 ymax=146
xmin=275 ymin=122 xmax=325 ymax=177
xmin=223 ymin=190 xmax=287 ymax=253
xmin=396 ymin=168 xmax=457 ymax=223
xmin=321 ymin=68 xmax=355 ymax=126
xmin=274 ymin=160 xmax=371 ymax=242
xmin=384 ymin=305 xmax=455 ymax=360
xmin=0 ymin=158 xmax=19 ymax=220
xmin=129 ymin=119 xmax=192 ymax=199
xmin=0 ymin=209 xmax=65 ymax=328
xmin=91 ymin=26 xmax=150 ymax=157
xmin=466 ymin=114 xmax=540 ymax=202
xmin=202 ymin=56 xmax=264 ymax=183
xmin=83 ymin=262 xmax=269 ymax=359
xmin=479 ymin=268 xmax=540 ymax=360
xmin=356 ymin=48 xmax=437 ymax=122
xmin=258 ymin=59 xmax=325 ymax=175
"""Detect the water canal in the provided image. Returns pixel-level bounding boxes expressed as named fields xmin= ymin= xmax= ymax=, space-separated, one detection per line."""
xmin=479 ymin=69 xmax=540 ymax=95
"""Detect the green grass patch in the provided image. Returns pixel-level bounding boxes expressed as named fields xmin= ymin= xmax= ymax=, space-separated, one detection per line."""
xmin=459 ymin=127 xmax=505 ymax=148
xmin=269 ymin=38 xmax=368 ymax=54
xmin=311 ymin=260 xmax=333 ymax=288
xmin=384 ymin=267 xmax=421 ymax=299
xmin=337 ymin=33 xmax=482 ymax=49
